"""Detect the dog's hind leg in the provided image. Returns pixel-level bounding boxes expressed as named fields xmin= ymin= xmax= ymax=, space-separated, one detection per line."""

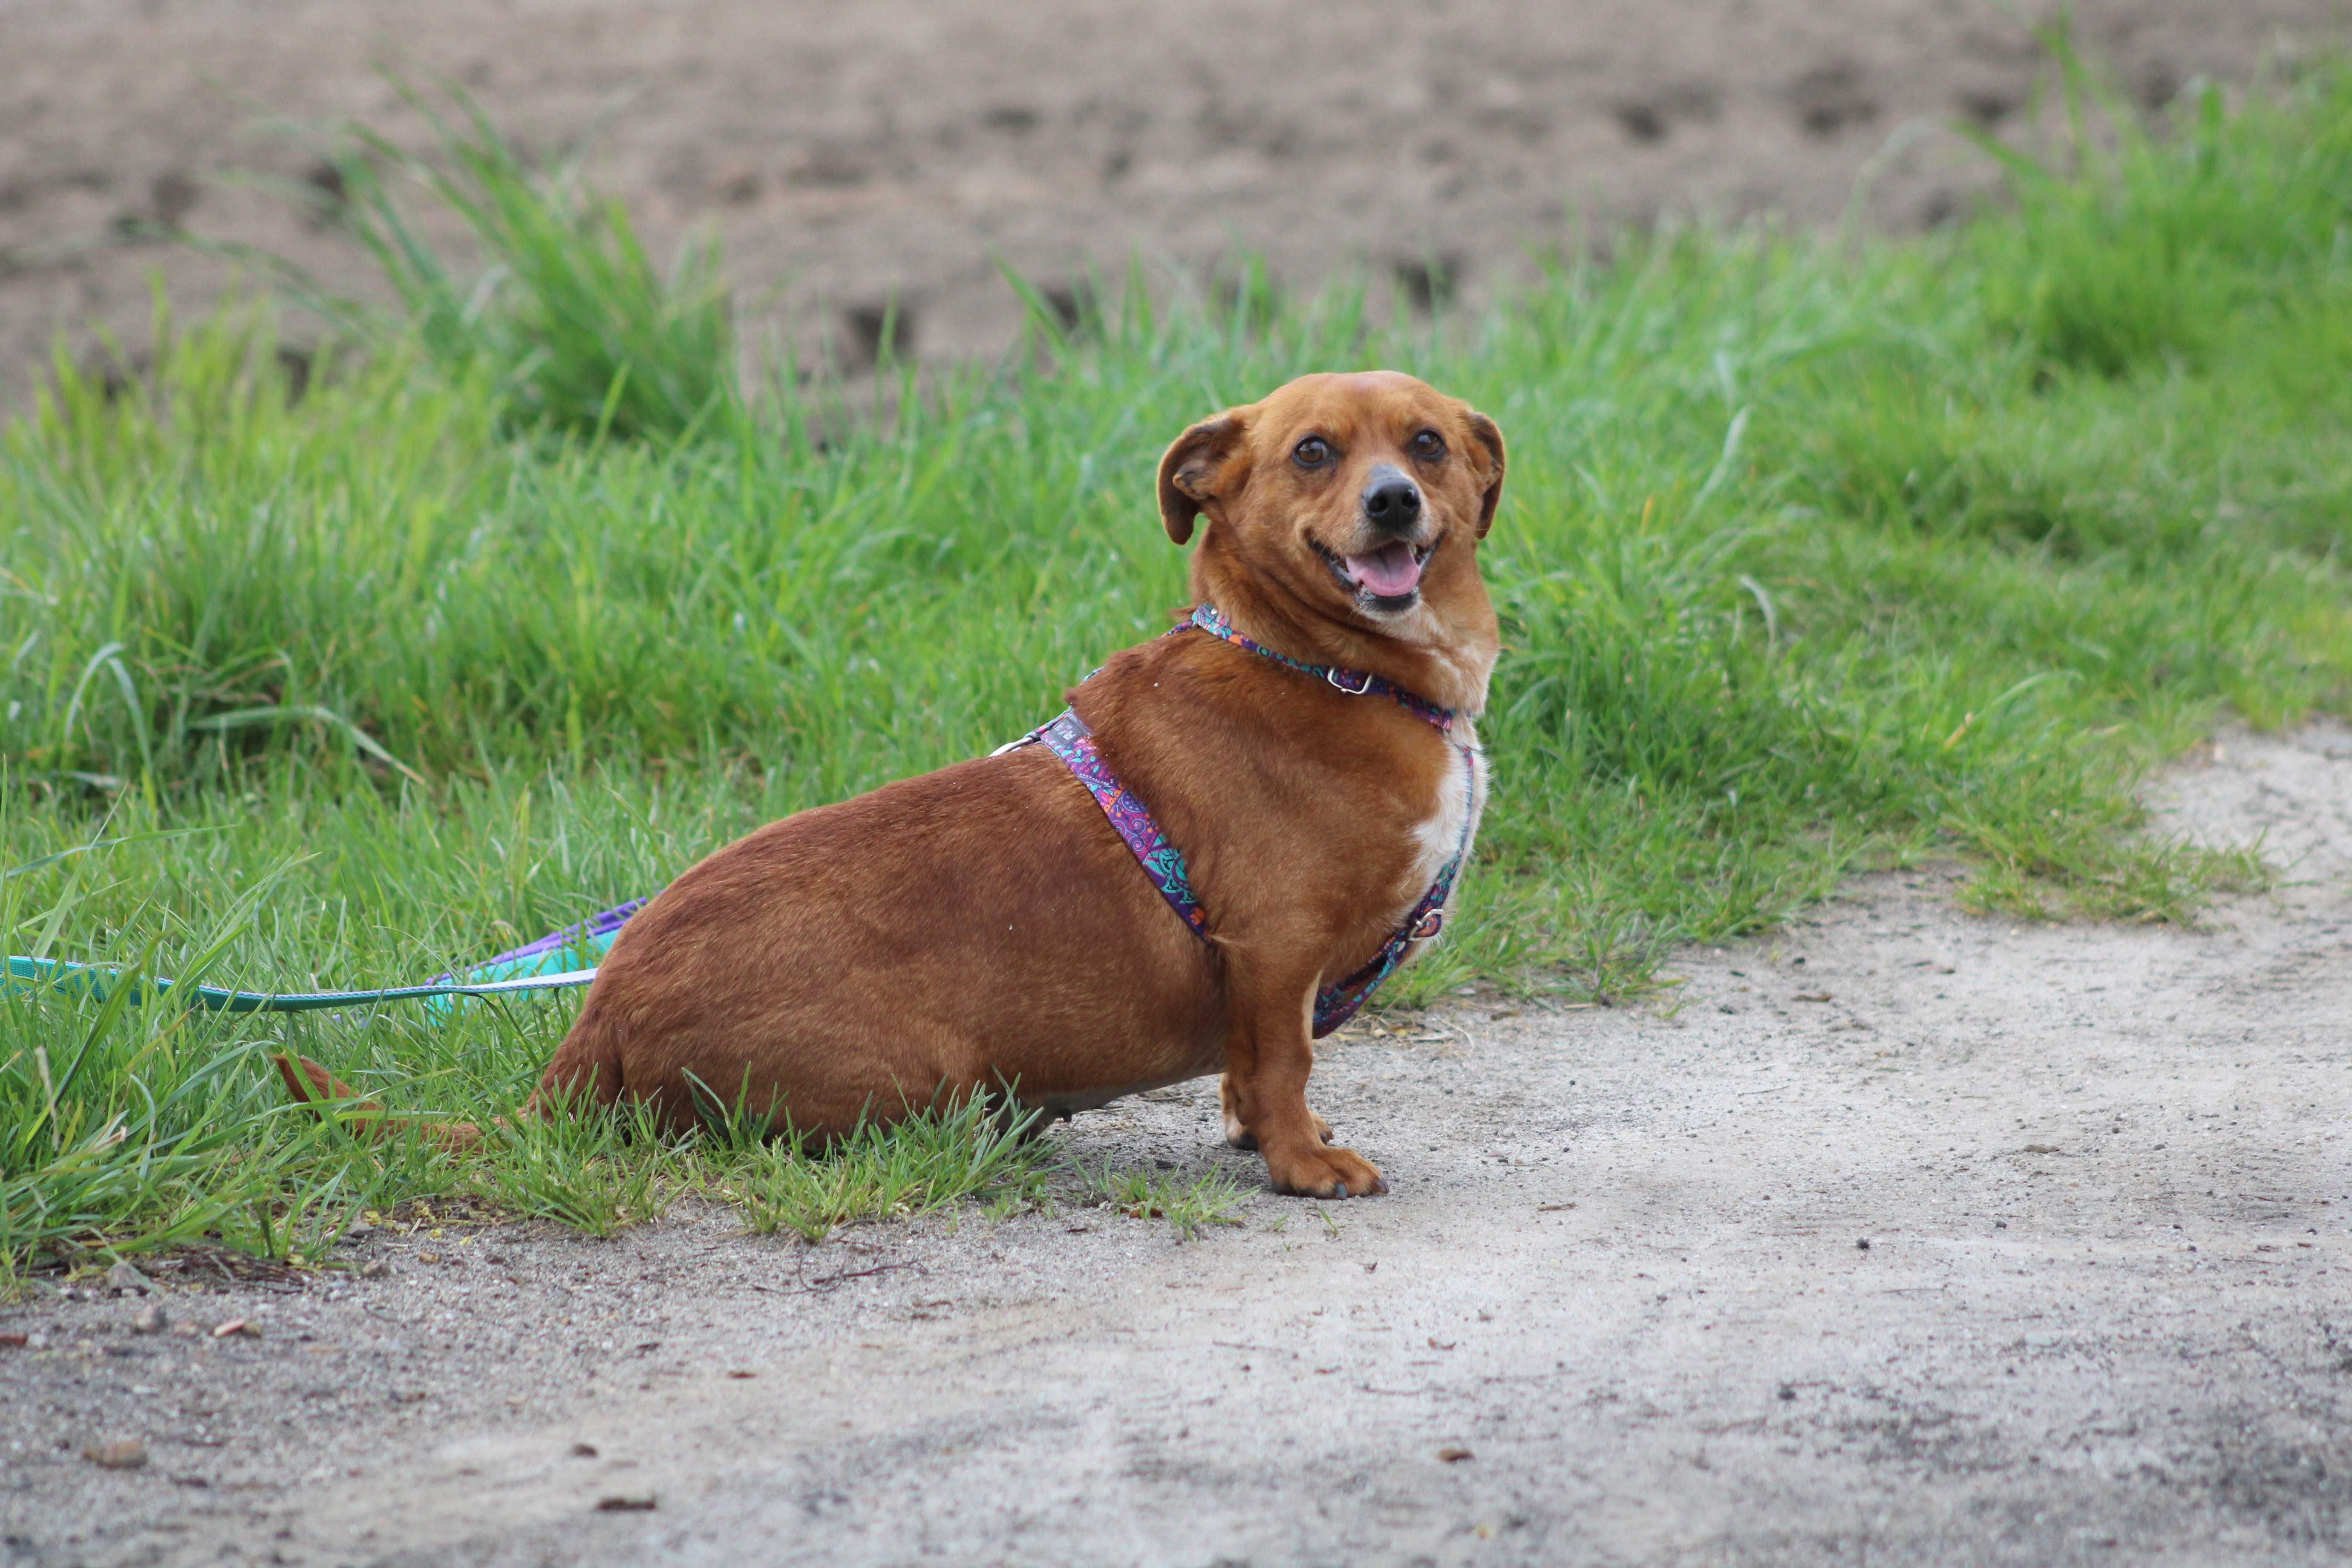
xmin=528 ymin=996 xmax=631 ymax=1121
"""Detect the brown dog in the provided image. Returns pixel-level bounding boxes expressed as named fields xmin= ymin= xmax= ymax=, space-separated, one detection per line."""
xmin=285 ymin=371 xmax=1503 ymax=1197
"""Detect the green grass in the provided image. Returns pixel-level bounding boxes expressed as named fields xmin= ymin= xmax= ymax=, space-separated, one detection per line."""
xmin=718 ymin=1093 xmax=1059 ymax=1243
xmin=5 ymin=47 xmax=2352 ymax=1274
xmin=1087 ymin=1163 xmax=1253 ymax=1241
xmin=306 ymin=76 xmax=738 ymax=444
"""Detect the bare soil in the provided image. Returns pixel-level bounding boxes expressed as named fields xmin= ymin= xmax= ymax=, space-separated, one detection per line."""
xmin=3 ymin=721 xmax=2348 ymax=1565
xmin=2 ymin=0 xmax=2343 ymax=403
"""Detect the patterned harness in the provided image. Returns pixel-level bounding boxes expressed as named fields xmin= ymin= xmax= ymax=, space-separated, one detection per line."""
xmin=1001 ymin=604 xmax=1476 ymax=1038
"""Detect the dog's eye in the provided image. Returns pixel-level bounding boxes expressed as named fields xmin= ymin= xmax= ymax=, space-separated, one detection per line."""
xmin=1292 ymin=437 xmax=1331 ymax=469
xmin=1411 ymin=429 xmax=1447 ymax=462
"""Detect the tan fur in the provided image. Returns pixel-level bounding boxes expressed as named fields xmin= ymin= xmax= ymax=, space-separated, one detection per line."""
xmin=271 ymin=1052 xmax=485 ymax=1150
xmin=282 ymin=372 xmax=1505 ymax=1198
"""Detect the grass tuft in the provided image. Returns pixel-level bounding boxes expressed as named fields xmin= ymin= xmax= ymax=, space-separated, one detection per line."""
xmin=331 ymin=75 xmax=737 ymax=442
xmin=715 ymin=1093 xmax=1058 ymax=1243
xmin=1966 ymin=32 xmax=2352 ymax=378
xmin=1087 ymin=1164 xmax=1253 ymax=1241
xmin=473 ymin=1090 xmax=687 ymax=1237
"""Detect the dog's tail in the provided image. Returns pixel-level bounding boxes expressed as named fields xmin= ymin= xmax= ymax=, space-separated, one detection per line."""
xmin=271 ymin=1054 xmax=486 ymax=1151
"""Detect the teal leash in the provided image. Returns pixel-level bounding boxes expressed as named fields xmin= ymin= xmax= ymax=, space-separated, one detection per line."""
xmin=2 ymin=954 xmax=595 ymax=1014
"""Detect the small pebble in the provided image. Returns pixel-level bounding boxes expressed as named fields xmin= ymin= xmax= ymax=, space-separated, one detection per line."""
xmin=84 ymin=1439 xmax=147 ymax=1470
xmin=1438 ymin=1446 xmax=1474 ymax=1463
xmin=104 ymin=1261 xmax=153 ymax=1295
xmin=132 ymin=1303 xmax=168 ymax=1335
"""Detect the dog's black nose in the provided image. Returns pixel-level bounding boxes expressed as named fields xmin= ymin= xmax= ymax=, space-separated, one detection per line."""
xmin=1360 ymin=466 xmax=1423 ymax=534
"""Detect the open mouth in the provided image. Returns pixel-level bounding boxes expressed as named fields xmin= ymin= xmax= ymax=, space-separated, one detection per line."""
xmin=1316 ymin=538 xmax=1434 ymax=605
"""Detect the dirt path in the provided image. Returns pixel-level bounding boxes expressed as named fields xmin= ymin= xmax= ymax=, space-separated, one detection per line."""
xmin=3 ymin=0 xmax=2340 ymax=403
xmin=4 ymin=722 xmax=2348 ymax=1565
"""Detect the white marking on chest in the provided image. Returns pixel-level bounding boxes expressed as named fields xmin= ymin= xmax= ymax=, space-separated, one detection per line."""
xmin=1401 ymin=721 xmax=1487 ymax=920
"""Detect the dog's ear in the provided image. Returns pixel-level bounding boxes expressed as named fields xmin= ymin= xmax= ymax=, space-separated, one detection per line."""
xmin=1156 ymin=412 xmax=1250 ymax=545
xmin=1461 ymin=409 xmax=1507 ymax=538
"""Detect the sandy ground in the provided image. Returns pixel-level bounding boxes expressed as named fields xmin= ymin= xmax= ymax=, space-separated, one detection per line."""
xmin=2 ymin=721 xmax=2347 ymax=1565
xmin=3 ymin=0 xmax=2344 ymax=404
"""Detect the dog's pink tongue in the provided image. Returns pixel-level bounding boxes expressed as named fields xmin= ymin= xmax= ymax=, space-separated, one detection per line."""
xmin=1347 ymin=541 xmax=1422 ymax=597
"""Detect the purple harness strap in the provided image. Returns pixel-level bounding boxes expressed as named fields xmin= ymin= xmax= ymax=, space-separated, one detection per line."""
xmin=1011 ymin=605 xmax=1473 ymax=1038
xmin=1188 ymin=603 xmax=1457 ymax=734
xmin=1032 ymin=710 xmax=1209 ymax=939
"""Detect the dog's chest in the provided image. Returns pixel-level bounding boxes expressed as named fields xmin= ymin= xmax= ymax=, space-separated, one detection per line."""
xmin=1402 ymin=723 xmax=1486 ymax=910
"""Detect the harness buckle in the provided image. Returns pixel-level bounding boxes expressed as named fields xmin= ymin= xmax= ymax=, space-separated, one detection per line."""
xmin=1326 ymin=667 xmax=1373 ymax=696
xmin=1411 ymin=908 xmax=1446 ymax=941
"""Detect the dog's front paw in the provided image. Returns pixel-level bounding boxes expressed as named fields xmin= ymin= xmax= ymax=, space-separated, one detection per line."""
xmin=1223 ymin=1108 xmax=1334 ymax=1151
xmin=1264 ymin=1142 xmax=1386 ymax=1199
xmin=1221 ymin=1075 xmax=1333 ymax=1150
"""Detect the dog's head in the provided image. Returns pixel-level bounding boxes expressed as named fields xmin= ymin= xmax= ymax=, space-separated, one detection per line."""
xmin=1156 ymin=371 xmax=1505 ymax=706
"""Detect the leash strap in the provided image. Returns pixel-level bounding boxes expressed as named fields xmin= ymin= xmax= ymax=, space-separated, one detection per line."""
xmin=2 ymin=954 xmax=597 ymax=1014
xmin=429 ymin=899 xmax=643 ymax=987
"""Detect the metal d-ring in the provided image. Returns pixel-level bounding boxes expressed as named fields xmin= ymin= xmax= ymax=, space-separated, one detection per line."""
xmin=1326 ymin=668 xmax=1373 ymax=695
